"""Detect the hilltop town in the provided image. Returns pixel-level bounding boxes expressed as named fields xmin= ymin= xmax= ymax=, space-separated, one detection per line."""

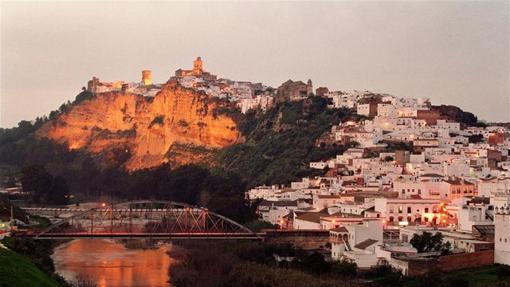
xmin=2 ymin=57 xmax=510 ymax=279
xmin=77 ymin=58 xmax=510 ymax=274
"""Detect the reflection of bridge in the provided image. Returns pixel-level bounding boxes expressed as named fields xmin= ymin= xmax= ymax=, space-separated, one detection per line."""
xmin=19 ymin=201 xmax=262 ymax=240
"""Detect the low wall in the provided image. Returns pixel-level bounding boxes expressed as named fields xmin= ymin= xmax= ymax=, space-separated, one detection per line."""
xmin=407 ymin=250 xmax=494 ymax=276
xmin=437 ymin=250 xmax=494 ymax=272
xmin=264 ymin=230 xmax=330 ymax=250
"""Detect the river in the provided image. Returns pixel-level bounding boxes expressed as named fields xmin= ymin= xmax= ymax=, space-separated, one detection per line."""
xmin=52 ymin=239 xmax=174 ymax=287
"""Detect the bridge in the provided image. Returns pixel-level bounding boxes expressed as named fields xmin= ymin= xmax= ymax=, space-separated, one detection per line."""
xmin=18 ymin=201 xmax=262 ymax=240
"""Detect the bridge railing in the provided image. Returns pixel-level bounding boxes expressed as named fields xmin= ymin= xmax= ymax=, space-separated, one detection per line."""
xmin=27 ymin=200 xmax=260 ymax=239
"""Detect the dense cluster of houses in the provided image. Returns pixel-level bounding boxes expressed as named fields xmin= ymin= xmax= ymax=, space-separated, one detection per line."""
xmin=248 ymin=91 xmax=510 ymax=274
xmin=78 ymin=58 xmax=510 ymax=273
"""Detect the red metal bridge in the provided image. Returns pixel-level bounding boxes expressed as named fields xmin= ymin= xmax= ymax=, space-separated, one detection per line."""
xmin=18 ymin=201 xmax=262 ymax=240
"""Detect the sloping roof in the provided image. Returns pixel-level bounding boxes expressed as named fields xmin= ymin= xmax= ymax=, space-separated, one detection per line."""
xmin=330 ymin=227 xmax=348 ymax=233
xmin=469 ymin=197 xmax=490 ymax=205
xmin=259 ymin=200 xmax=298 ymax=207
xmin=294 ymin=209 xmax=329 ymax=223
xmin=421 ymin=173 xmax=443 ymax=177
xmin=444 ymin=179 xmax=475 ymax=186
xmin=472 ymin=224 xmax=495 ymax=236
xmin=354 ymin=239 xmax=379 ymax=250
xmin=317 ymin=195 xmax=342 ymax=199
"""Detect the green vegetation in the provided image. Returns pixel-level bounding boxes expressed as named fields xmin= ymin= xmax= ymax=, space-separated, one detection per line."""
xmin=468 ymin=134 xmax=484 ymax=144
xmin=20 ymin=165 xmax=69 ymax=205
xmin=169 ymin=241 xmax=359 ymax=287
xmin=410 ymin=231 xmax=451 ymax=254
xmin=218 ymin=97 xmax=355 ymax=187
xmin=149 ymin=115 xmax=165 ymax=127
xmin=431 ymin=105 xmax=486 ymax=127
xmin=0 ymin=196 xmax=27 ymax=222
xmin=0 ymin=248 xmax=61 ymax=287
xmin=73 ymin=88 xmax=95 ymax=105
xmin=224 ymin=262 xmax=358 ymax=287
xmin=401 ymin=265 xmax=510 ymax=287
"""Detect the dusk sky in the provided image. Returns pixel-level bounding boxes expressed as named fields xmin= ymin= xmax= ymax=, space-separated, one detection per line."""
xmin=1 ymin=1 xmax=509 ymax=128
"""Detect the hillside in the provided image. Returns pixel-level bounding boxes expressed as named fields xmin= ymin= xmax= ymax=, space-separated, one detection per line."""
xmin=0 ymin=248 xmax=61 ymax=287
xmin=37 ymin=80 xmax=241 ymax=170
xmin=218 ymin=97 xmax=357 ymax=188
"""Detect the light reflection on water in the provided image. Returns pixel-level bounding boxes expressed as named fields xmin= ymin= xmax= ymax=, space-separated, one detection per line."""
xmin=52 ymin=239 xmax=173 ymax=287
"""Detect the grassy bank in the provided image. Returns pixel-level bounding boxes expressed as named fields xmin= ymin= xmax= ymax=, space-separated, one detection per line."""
xmin=402 ymin=264 xmax=510 ymax=287
xmin=0 ymin=247 xmax=61 ymax=287
xmin=168 ymin=241 xmax=361 ymax=287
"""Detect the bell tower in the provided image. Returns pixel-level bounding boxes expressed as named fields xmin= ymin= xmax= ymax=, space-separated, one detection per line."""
xmin=193 ymin=57 xmax=203 ymax=75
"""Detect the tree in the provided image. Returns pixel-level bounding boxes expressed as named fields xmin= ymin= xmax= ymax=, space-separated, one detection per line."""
xmin=301 ymin=252 xmax=330 ymax=274
xmin=410 ymin=231 xmax=451 ymax=253
xmin=48 ymin=176 xmax=70 ymax=205
xmin=331 ymin=260 xmax=357 ymax=277
xmin=20 ymin=165 xmax=69 ymax=205
xmin=74 ymin=89 xmax=94 ymax=105
xmin=468 ymin=134 xmax=484 ymax=144
xmin=20 ymin=165 xmax=53 ymax=204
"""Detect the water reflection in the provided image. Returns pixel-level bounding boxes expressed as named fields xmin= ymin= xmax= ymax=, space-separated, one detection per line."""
xmin=52 ymin=239 xmax=172 ymax=287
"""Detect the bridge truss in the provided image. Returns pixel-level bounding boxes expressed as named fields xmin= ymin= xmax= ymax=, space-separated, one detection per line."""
xmin=27 ymin=201 xmax=261 ymax=240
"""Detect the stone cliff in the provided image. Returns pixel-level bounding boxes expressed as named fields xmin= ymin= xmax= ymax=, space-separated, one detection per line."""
xmin=37 ymin=81 xmax=241 ymax=170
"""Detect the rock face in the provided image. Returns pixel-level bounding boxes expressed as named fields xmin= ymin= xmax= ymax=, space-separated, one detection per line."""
xmin=37 ymin=81 xmax=241 ymax=170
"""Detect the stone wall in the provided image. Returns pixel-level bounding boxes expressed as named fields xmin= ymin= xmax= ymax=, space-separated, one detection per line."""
xmin=264 ymin=230 xmax=330 ymax=250
xmin=407 ymin=250 xmax=494 ymax=276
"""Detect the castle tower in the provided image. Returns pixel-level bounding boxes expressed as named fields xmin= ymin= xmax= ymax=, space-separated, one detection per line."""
xmin=307 ymin=79 xmax=313 ymax=96
xmin=193 ymin=57 xmax=203 ymax=75
xmin=142 ymin=70 xmax=152 ymax=86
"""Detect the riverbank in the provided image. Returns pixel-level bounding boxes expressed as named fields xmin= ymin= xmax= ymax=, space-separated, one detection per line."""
xmin=0 ymin=246 xmax=61 ymax=287
xmin=167 ymin=241 xmax=361 ymax=287
xmin=1 ymin=237 xmax=70 ymax=286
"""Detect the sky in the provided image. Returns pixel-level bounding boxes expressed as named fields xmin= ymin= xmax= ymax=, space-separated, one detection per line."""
xmin=1 ymin=1 xmax=509 ymax=128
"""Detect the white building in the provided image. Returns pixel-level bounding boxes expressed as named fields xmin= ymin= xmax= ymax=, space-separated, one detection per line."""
xmin=495 ymin=209 xmax=510 ymax=265
xmin=374 ymin=197 xmax=443 ymax=225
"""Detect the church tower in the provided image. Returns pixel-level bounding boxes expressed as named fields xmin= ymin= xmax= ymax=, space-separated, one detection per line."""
xmin=307 ymin=79 xmax=313 ymax=96
xmin=193 ymin=57 xmax=203 ymax=75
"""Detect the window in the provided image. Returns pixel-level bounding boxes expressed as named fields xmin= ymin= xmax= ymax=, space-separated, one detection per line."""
xmin=398 ymin=206 xmax=403 ymax=213
xmin=407 ymin=207 xmax=412 ymax=213
xmin=425 ymin=208 xmax=429 ymax=213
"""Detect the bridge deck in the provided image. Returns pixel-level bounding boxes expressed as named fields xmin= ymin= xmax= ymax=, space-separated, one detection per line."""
xmin=15 ymin=232 xmax=265 ymax=240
